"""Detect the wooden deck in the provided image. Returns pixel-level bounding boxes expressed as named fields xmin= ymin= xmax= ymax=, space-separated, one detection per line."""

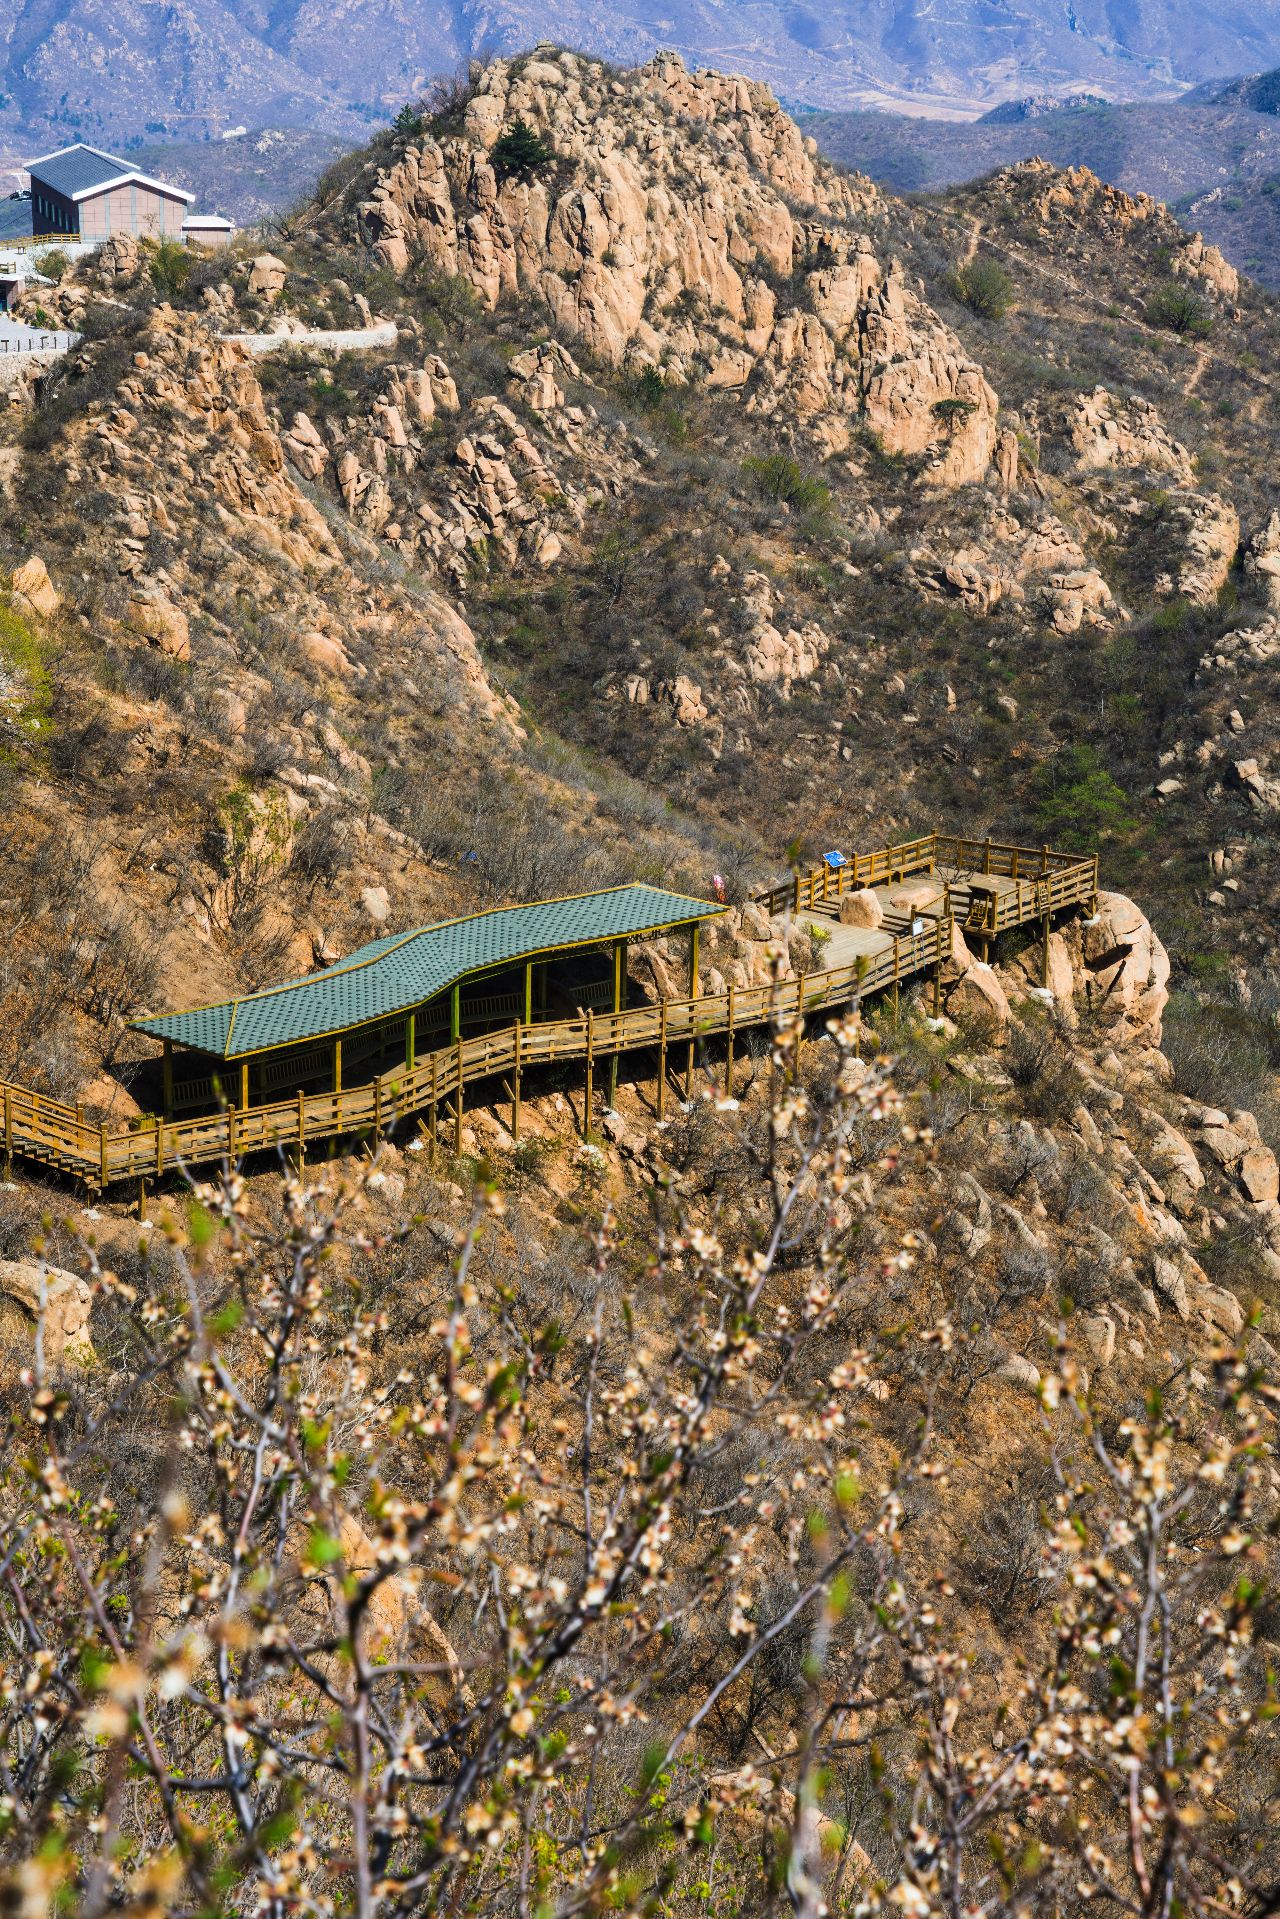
xmin=0 ymin=832 xmax=1098 ymax=1194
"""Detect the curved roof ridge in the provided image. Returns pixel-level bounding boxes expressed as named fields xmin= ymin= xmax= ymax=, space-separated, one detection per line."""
xmin=131 ymin=881 xmax=721 ymax=1062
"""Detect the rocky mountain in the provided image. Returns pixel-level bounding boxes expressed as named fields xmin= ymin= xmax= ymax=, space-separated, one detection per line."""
xmin=3 ymin=48 xmax=1276 ymax=1076
xmin=1 ymin=46 xmax=1280 ymax=1912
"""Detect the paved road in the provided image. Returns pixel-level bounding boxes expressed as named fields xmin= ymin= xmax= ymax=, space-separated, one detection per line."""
xmin=223 ymin=322 xmax=398 ymax=355
xmin=0 ymin=319 xmax=80 ymax=355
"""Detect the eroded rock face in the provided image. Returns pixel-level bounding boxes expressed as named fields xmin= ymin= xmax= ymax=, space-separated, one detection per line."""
xmin=40 ymin=307 xmax=516 ymax=733
xmin=0 ymin=1260 xmax=93 ymax=1362
xmin=1067 ymin=388 xmax=1193 ymax=481
xmin=10 ymin=554 xmax=60 ymax=620
xmin=353 ymin=50 xmax=997 ymax=487
xmin=1244 ymin=512 xmax=1280 ymax=613
xmin=1175 ymin=233 xmax=1239 ymax=304
xmin=1079 ymin=892 xmax=1170 ymax=1048
xmin=1166 ymin=491 xmax=1240 ymax=606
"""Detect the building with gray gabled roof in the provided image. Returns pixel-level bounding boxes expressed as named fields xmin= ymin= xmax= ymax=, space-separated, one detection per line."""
xmin=24 ymin=143 xmax=194 ymax=242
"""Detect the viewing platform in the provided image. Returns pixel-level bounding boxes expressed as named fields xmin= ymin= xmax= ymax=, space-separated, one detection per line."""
xmin=0 ymin=831 xmax=1099 ymax=1195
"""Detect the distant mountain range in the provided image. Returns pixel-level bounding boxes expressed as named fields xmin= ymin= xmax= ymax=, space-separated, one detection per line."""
xmin=1 ymin=0 xmax=1280 ymax=162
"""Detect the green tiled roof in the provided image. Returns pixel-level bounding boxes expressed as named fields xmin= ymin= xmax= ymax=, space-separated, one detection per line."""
xmin=132 ymin=883 xmax=721 ymax=1060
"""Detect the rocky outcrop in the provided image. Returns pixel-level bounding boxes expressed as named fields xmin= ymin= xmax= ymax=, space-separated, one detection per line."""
xmin=42 ymin=307 xmax=516 ymax=734
xmin=1166 ymin=491 xmax=1240 ymax=606
xmin=0 ymin=1259 xmax=93 ymax=1361
xmin=1174 ymin=233 xmax=1239 ymax=304
xmin=910 ymin=499 xmax=1114 ymax=629
xmin=1244 ymin=512 xmax=1280 ymax=613
xmin=10 ymin=554 xmax=61 ymax=620
xmin=353 ymin=50 xmax=996 ymax=488
xmin=1078 ymin=892 xmax=1170 ymax=1048
xmin=1067 ymin=388 xmax=1193 ymax=480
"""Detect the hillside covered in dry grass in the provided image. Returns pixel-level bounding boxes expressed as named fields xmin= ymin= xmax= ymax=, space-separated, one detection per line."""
xmin=0 ymin=51 xmax=1278 ymax=1914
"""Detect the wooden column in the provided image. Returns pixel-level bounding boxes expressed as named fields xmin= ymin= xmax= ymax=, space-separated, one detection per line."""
xmin=429 ymin=1052 xmax=438 ymax=1162
xmin=584 ymin=1010 xmax=594 ymax=1138
xmin=512 ymin=1022 xmax=522 ymax=1143
xmin=162 ymin=1039 xmax=173 ymax=1119
xmin=1042 ymin=912 xmax=1052 ymax=989
xmin=657 ymin=999 xmax=667 ymax=1121
xmin=686 ymin=922 xmax=699 ymax=1099
xmin=450 ymin=982 xmax=461 ymax=1043
xmin=454 ymin=1038 xmax=464 ymax=1155
xmin=297 ymin=1088 xmax=306 ymax=1172
xmin=406 ymin=1011 xmax=416 ymax=1072
xmin=99 ymin=1122 xmax=108 ymax=1192
xmin=240 ymin=1059 xmax=249 ymax=1113
xmin=796 ymin=973 xmax=806 ymax=1074
xmin=725 ymin=981 xmax=735 ymax=1094
xmin=2 ymin=1086 xmax=10 ymax=1179
xmin=524 ymin=960 xmax=533 ymax=1028
xmin=607 ymin=939 xmax=624 ymax=1108
xmin=333 ymin=1039 xmax=342 ymax=1098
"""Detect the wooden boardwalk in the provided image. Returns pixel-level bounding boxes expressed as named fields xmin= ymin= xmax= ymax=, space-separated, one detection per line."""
xmin=0 ymin=832 xmax=1098 ymax=1194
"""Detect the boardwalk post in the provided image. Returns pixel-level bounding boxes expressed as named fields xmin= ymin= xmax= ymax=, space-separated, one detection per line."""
xmin=454 ymin=1039 xmax=464 ymax=1156
xmin=297 ymin=1088 xmax=306 ymax=1173
xmin=1042 ymin=911 xmax=1052 ymax=989
xmin=725 ymin=981 xmax=735 ymax=1093
xmin=138 ymin=1176 xmax=146 ymax=1224
xmin=796 ymin=974 xmax=806 ymax=1073
xmin=429 ymin=1053 xmax=438 ymax=1162
xmin=162 ymin=1039 xmax=173 ymax=1118
xmin=792 ymin=873 xmax=801 ymax=915
xmin=99 ymin=1123 xmax=108 ymax=1192
xmin=607 ymin=938 xmax=623 ymax=1109
xmin=155 ymin=1116 xmax=164 ymax=1179
xmin=512 ymin=1022 xmax=522 ymax=1143
xmin=584 ymin=1010 xmax=594 ymax=1139
xmin=374 ymin=1074 xmax=382 ymax=1140
xmin=657 ymin=999 xmax=667 ymax=1121
xmin=2 ymin=1086 xmax=10 ymax=1179
xmin=892 ymin=937 xmax=900 ymax=1019
xmin=686 ymin=923 xmax=699 ymax=1099
xmin=1091 ymin=852 xmax=1099 ymax=916
xmin=228 ymin=1105 xmax=236 ymax=1165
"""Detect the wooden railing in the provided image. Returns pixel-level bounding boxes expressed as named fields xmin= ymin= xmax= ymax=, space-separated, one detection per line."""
xmin=0 ymin=833 xmax=1100 ymax=1193
xmin=757 ymin=833 xmax=1097 ymax=923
